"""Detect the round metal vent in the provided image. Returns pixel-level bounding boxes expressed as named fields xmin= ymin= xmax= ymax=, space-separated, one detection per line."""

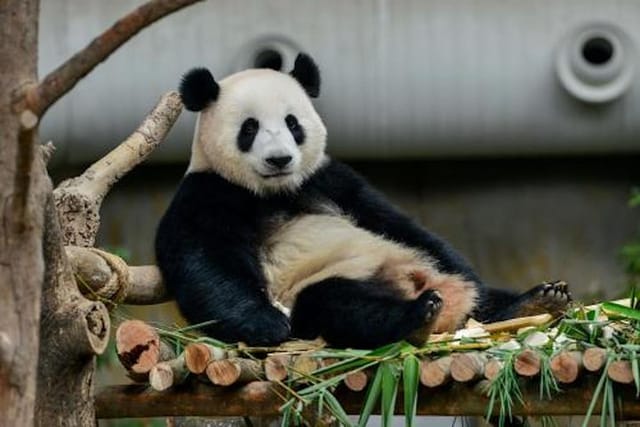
xmin=556 ymin=23 xmax=635 ymax=103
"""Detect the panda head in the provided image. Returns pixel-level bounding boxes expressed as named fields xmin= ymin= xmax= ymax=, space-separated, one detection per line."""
xmin=181 ymin=53 xmax=327 ymax=195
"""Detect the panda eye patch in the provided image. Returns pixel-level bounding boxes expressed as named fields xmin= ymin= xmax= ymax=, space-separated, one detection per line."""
xmin=285 ymin=114 xmax=305 ymax=145
xmin=237 ymin=117 xmax=259 ymax=152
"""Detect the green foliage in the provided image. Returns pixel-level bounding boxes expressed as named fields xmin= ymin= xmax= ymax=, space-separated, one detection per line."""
xmin=402 ymin=355 xmax=420 ymax=427
xmin=621 ymin=187 xmax=640 ymax=278
xmin=357 ymin=365 xmax=382 ymax=427
xmin=380 ymin=362 xmax=401 ymax=427
xmin=484 ymin=351 xmax=523 ymax=427
xmin=630 ymin=187 xmax=640 ymax=207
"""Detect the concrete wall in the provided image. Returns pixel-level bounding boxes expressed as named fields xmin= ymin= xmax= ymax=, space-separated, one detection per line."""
xmin=75 ymin=155 xmax=640 ymax=310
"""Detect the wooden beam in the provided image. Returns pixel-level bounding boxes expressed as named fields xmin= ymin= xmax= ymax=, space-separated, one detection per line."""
xmin=95 ymin=378 xmax=640 ymax=419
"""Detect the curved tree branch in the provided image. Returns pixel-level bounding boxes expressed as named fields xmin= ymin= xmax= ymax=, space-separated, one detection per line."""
xmin=66 ymin=246 xmax=169 ymax=305
xmin=29 ymin=0 xmax=204 ymax=116
xmin=53 ymin=91 xmax=183 ymax=246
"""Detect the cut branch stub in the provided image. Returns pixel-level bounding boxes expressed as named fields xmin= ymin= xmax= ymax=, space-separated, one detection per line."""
xmin=53 ymin=91 xmax=183 ymax=246
xmin=78 ymin=301 xmax=111 ymax=356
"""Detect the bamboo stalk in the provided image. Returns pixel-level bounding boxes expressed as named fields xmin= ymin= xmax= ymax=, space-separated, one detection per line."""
xmin=290 ymin=355 xmax=318 ymax=382
xmin=420 ymin=357 xmax=452 ymax=387
xmin=451 ymin=353 xmax=487 ymax=383
xmin=344 ymin=370 xmax=368 ymax=392
xmin=608 ymin=360 xmax=634 ymax=384
xmin=115 ymin=320 xmax=175 ymax=381
xmin=206 ymin=358 xmax=263 ymax=386
xmin=264 ymin=354 xmax=291 ymax=382
xmin=550 ymin=351 xmax=582 ymax=384
xmin=583 ymin=348 xmax=607 ymax=372
xmin=149 ymin=355 xmax=188 ymax=391
xmin=514 ymin=349 xmax=541 ymax=377
xmin=484 ymin=359 xmax=504 ymax=381
xmin=481 ymin=313 xmax=553 ymax=334
xmin=184 ymin=342 xmax=226 ymax=375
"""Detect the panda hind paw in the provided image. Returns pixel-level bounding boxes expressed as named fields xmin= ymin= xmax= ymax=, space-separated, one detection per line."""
xmin=514 ymin=280 xmax=572 ymax=318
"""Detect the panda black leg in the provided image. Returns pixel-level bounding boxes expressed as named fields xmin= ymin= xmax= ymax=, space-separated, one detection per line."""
xmin=476 ymin=280 xmax=571 ymax=322
xmin=290 ymin=277 xmax=442 ymax=349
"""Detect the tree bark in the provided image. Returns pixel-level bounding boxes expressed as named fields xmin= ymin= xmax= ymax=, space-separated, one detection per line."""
xmin=54 ymin=91 xmax=182 ymax=247
xmin=35 ymin=197 xmax=111 ymax=426
xmin=66 ymin=246 xmax=169 ymax=305
xmin=0 ymin=1 xmax=46 ymax=426
xmin=1 ymin=0 xmax=199 ymax=425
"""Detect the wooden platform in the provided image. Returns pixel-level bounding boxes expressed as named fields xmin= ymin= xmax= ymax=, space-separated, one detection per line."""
xmin=95 ymin=378 xmax=640 ymax=419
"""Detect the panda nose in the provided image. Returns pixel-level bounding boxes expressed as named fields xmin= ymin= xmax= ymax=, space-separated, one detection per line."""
xmin=266 ymin=155 xmax=292 ymax=169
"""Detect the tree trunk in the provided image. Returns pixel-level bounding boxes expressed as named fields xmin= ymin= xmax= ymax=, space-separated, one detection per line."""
xmin=1 ymin=1 xmax=201 ymax=425
xmin=35 ymin=199 xmax=110 ymax=426
xmin=0 ymin=1 xmax=45 ymax=426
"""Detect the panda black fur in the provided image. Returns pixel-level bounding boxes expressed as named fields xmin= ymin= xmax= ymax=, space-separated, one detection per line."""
xmin=155 ymin=53 xmax=571 ymax=349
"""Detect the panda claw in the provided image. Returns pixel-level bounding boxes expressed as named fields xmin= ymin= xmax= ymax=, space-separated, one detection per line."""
xmin=419 ymin=289 xmax=443 ymax=320
xmin=513 ymin=280 xmax=572 ymax=318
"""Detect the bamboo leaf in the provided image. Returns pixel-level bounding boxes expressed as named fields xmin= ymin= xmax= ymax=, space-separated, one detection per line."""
xmin=583 ymin=358 xmax=611 ymax=427
xmin=599 ymin=377 xmax=608 ymax=427
xmin=312 ymin=342 xmax=404 ymax=378
xmin=403 ymin=355 xmax=420 ymax=427
xmin=381 ymin=362 xmax=400 ymax=427
xmin=324 ymin=391 xmax=354 ymax=427
xmin=602 ymin=302 xmax=640 ymax=321
xmin=311 ymin=356 xmax=367 ymax=378
xmin=632 ymin=351 xmax=640 ymax=398
xmin=280 ymin=401 xmax=292 ymax=427
xmin=606 ymin=379 xmax=615 ymax=427
xmin=317 ymin=391 xmax=325 ymax=421
xmin=358 ymin=365 xmax=383 ymax=427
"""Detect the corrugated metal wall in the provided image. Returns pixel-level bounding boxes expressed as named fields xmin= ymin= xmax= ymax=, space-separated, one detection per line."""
xmin=41 ymin=0 xmax=640 ymax=166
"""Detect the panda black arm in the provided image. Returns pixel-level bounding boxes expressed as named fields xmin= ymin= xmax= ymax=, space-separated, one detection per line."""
xmin=155 ymin=173 xmax=290 ymax=346
xmin=310 ymin=160 xmax=482 ymax=283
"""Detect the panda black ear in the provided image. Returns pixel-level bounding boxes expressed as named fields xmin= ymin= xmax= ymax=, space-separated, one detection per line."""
xmin=179 ymin=67 xmax=220 ymax=111
xmin=290 ymin=53 xmax=321 ymax=98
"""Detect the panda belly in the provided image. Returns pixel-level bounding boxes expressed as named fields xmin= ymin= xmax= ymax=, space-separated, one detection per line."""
xmin=260 ymin=214 xmax=478 ymax=332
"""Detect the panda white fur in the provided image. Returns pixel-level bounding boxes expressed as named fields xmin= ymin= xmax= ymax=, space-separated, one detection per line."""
xmin=155 ymin=53 xmax=571 ymax=348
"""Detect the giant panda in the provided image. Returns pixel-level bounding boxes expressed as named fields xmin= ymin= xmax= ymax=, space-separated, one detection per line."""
xmin=155 ymin=53 xmax=571 ymax=349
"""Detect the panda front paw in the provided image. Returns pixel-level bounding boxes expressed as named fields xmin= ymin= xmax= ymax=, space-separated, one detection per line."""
xmin=417 ymin=289 xmax=443 ymax=320
xmin=238 ymin=305 xmax=291 ymax=346
xmin=406 ymin=290 xmax=443 ymax=346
